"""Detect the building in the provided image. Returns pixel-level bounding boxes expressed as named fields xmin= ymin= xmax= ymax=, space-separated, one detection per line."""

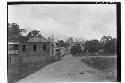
xmin=65 ymin=41 xmax=86 ymax=55
xmin=8 ymin=34 xmax=66 ymax=67
xmin=59 ymin=47 xmax=65 ymax=56
xmin=8 ymin=42 xmax=19 ymax=54
xmin=18 ymin=34 xmax=53 ymax=65
xmin=8 ymin=42 xmax=19 ymax=67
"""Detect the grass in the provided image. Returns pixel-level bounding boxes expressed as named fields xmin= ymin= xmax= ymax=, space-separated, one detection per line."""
xmin=8 ymin=57 xmax=58 ymax=83
xmin=81 ymin=55 xmax=117 ymax=82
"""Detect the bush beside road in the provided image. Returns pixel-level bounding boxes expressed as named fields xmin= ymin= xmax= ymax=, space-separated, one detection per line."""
xmin=8 ymin=56 xmax=58 ymax=83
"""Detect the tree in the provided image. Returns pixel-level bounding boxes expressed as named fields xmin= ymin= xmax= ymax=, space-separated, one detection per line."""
xmin=100 ymin=36 xmax=117 ymax=54
xmin=66 ymin=37 xmax=73 ymax=45
xmin=8 ymin=23 xmax=26 ymax=42
xmin=8 ymin=34 xmax=26 ymax=42
xmin=74 ymin=38 xmax=82 ymax=43
xmin=25 ymin=30 xmax=40 ymax=41
xmin=100 ymin=36 xmax=113 ymax=44
xmin=71 ymin=44 xmax=81 ymax=55
xmin=47 ymin=35 xmax=55 ymax=42
xmin=58 ymin=40 xmax=66 ymax=47
xmin=8 ymin=23 xmax=20 ymax=36
xmin=85 ymin=39 xmax=101 ymax=53
xmin=103 ymin=38 xmax=117 ymax=54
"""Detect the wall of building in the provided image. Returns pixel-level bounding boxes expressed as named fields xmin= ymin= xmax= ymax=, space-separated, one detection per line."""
xmin=60 ymin=47 xmax=65 ymax=56
xmin=19 ymin=42 xmax=50 ymax=56
xmin=8 ymin=54 xmax=19 ymax=67
xmin=8 ymin=43 xmax=19 ymax=67
xmin=18 ymin=42 xmax=50 ymax=64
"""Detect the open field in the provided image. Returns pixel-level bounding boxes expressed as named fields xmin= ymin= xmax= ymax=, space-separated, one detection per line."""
xmin=81 ymin=55 xmax=117 ymax=82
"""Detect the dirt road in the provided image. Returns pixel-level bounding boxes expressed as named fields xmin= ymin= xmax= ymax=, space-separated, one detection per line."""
xmin=16 ymin=55 xmax=110 ymax=83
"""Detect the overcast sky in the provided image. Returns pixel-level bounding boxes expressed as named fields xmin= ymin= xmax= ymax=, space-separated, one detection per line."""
xmin=8 ymin=4 xmax=116 ymax=41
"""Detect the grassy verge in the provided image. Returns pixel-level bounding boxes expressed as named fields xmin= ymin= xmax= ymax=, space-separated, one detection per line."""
xmin=81 ymin=55 xmax=117 ymax=82
xmin=8 ymin=57 xmax=58 ymax=83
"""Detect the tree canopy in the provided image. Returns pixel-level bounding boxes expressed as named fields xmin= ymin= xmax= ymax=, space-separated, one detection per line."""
xmin=85 ymin=39 xmax=101 ymax=53
xmin=25 ymin=30 xmax=40 ymax=41
xmin=8 ymin=23 xmax=40 ymax=42
xmin=8 ymin=23 xmax=26 ymax=42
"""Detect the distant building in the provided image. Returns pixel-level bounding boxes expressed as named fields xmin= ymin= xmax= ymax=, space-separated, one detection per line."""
xmin=60 ymin=47 xmax=65 ymax=56
xmin=66 ymin=41 xmax=86 ymax=55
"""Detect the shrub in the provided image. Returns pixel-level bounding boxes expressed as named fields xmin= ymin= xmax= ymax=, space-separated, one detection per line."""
xmin=71 ymin=44 xmax=81 ymax=55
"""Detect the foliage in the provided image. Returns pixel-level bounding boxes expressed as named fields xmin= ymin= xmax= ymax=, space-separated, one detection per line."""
xmin=57 ymin=40 xmax=66 ymax=47
xmin=8 ymin=23 xmax=40 ymax=42
xmin=71 ymin=44 xmax=81 ymax=55
xmin=84 ymin=36 xmax=117 ymax=55
xmin=8 ymin=34 xmax=26 ymax=42
xmin=103 ymin=38 xmax=117 ymax=54
xmin=8 ymin=23 xmax=26 ymax=42
xmin=100 ymin=36 xmax=113 ymax=44
xmin=100 ymin=36 xmax=117 ymax=54
xmin=85 ymin=39 xmax=101 ymax=53
xmin=25 ymin=30 xmax=40 ymax=41
xmin=65 ymin=37 xmax=73 ymax=45
xmin=81 ymin=57 xmax=117 ymax=81
xmin=8 ymin=23 xmax=20 ymax=36
xmin=8 ymin=23 xmax=117 ymax=55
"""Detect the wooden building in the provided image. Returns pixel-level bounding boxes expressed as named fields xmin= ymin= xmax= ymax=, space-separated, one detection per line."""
xmin=18 ymin=34 xmax=53 ymax=65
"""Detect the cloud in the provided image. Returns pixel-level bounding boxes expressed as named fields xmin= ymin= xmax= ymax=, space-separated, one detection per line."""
xmin=8 ymin=4 xmax=116 ymax=40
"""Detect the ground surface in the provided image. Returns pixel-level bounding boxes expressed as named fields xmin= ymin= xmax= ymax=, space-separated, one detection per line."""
xmin=81 ymin=56 xmax=117 ymax=82
xmin=8 ymin=58 xmax=56 ymax=83
xmin=16 ymin=55 xmax=113 ymax=83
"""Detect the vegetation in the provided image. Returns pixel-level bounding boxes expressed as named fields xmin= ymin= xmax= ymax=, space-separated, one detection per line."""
xmin=8 ymin=23 xmax=117 ymax=55
xmin=8 ymin=23 xmax=117 ymax=82
xmin=65 ymin=37 xmax=73 ymax=45
xmin=70 ymin=37 xmax=117 ymax=55
xmin=71 ymin=44 xmax=81 ymax=55
xmin=8 ymin=23 xmax=26 ymax=42
xmin=85 ymin=40 xmax=101 ymax=53
xmin=81 ymin=57 xmax=117 ymax=81
xmin=8 ymin=23 xmax=40 ymax=42
xmin=25 ymin=30 xmax=40 ymax=41
xmin=103 ymin=38 xmax=117 ymax=54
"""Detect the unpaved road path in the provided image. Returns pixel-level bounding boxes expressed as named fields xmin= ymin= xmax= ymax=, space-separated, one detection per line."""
xmin=16 ymin=55 xmax=111 ymax=83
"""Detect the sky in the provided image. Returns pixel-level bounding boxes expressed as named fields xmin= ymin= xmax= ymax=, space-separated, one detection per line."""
xmin=8 ymin=4 xmax=116 ymax=41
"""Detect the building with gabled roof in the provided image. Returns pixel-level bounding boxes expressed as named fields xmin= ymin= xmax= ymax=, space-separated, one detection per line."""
xmin=18 ymin=34 xmax=53 ymax=65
